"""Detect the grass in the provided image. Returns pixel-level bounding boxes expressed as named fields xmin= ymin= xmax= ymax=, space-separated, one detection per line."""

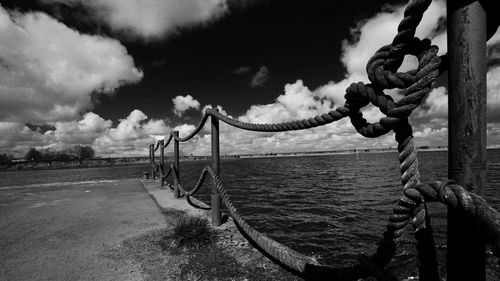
xmin=103 ymin=207 xmax=300 ymax=280
xmin=167 ymin=215 xmax=215 ymax=250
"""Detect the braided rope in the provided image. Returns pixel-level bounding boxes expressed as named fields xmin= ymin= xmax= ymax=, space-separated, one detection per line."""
xmin=171 ymin=111 xmax=210 ymax=142
xmin=176 ymin=166 xmax=209 ymax=197
xmin=162 ymin=165 xmax=172 ymax=180
xmin=413 ymin=181 xmax=500 ymax=251
xmin=162 ymin=135 xmax=173 ymax=148
xmin=207 ymin=107 xmax=348 ymax=132
xmin=206 ymin=165 xmax=319 ymax=273
xmin=147 ymin=0 xmax=500 ymax=279
xmin=153 ymin=141 xmax=161 ymax=152
xmin=169 ymin=164 xmax=211 ymax=210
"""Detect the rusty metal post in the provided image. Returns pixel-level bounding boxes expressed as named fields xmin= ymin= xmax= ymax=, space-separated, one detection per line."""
xmin=173 ymin=131 xmax=180 ymax=198
xmin=150 ymin=144 xmax=155 ymax=180
xmin=211 ymin=109 xmax=222 ymax=226
xmin=159 ymin=139 xmax=165 ymax=186
xmin=447 ymin=1 xmax=487 ymax=280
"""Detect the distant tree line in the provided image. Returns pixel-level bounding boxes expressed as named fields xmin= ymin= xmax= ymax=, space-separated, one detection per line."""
xmin=0 ymin=153 xmax=13 ymax=164
xmin=23 ymin=145 xmax=95 ymax=162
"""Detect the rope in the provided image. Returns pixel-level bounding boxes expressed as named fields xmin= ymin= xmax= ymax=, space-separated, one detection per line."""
xmin=171 ymin=111 xmax=210 ymax=142
xmin=207 ymin=107 xmax=348 ymax=132
xmin=206 ymin=165 xmax=403 ymax=279
xmin=176 ymin=166 xmax=209 ymax=197
xmin=206 ymin=165 xmax=319 ymax=273
xmin=162 ymin=165 xmax=172 ymax=180
xmin=186 ymin=195 xmax=211 ymax=210
xmin=153 ymin=141 xmax=161 ymax=152
xmin=413 ymin=180 xmax=500 ymax=251
xmin=169 ymin=164 xmax=211 ymax=210
xmin=145 ymin=0 xmax=500 ymax=279
xmin=163 ymin=135 xmax=173 ymax=148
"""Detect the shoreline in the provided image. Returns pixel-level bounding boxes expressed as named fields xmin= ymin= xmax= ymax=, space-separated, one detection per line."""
xmin=4 ymin=147 xmax=500 ymax=171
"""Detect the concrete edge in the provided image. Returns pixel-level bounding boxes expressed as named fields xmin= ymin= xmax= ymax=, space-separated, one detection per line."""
xmin=139 ymin=179 xmax=210 ymax=218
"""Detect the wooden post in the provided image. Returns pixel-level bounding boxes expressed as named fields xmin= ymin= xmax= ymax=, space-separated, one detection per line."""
xmin=211 ymin=109 xmax=222 ymax=226
xmin=447 ymin=1 xmax=487 ymax=280
xmin=173 ymin=131 xmax=180 ymax=198
xmin=159 ymin=139 xmax=165 ymax=186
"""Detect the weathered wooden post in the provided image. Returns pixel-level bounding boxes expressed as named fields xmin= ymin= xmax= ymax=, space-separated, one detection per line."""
xmin=150 ymin=144 xmax=155 ymax=180
xmin=159 ymin=139 xmax=165 ymax=186
xmin=173 ymin=131 xmax=181 ymax=198
xmin=211 ymin=108 xmax=222 ymax=226
xmin=447 ymin=1 xmax=487 ymax=280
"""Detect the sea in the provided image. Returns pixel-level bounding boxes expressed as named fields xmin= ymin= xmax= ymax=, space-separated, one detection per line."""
xmin=1 ymin=150 xmax=499 ymax=279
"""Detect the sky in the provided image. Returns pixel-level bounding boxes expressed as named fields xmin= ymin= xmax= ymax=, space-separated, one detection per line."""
xmin=1 ymin=0 xmax=500 ymax=157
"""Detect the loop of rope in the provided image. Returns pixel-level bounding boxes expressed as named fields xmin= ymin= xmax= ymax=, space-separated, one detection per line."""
xmin=176 ymin=166 xmax=209 ymax=197
xmin=171 ymin=111 xmax=210 ymax=142
xmin=147 ymin=1 xmax=500 ymax=279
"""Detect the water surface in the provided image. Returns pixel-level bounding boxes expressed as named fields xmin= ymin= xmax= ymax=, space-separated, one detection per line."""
xmin=2 ymin=150 xmax=500 ymax=279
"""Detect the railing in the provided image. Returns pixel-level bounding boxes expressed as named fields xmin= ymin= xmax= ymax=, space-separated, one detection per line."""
xmin=145 ymin=0 xmax=500 ymax=280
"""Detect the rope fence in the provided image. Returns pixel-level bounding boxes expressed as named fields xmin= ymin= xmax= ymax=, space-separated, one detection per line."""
xmin=145 ymin=0 xmax=500 ymax=279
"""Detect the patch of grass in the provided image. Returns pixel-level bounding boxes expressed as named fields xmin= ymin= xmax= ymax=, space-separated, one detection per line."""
xmin=168 ymin=215 xmax=215 ymax=250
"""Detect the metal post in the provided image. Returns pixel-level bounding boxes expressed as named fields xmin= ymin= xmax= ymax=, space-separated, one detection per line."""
xmin=159 ymin=139 xmax=165 ymax=186
xmin=150 ymin=144 xmax=155 ymax=180
xmin=447 ymin=1 xmax=487 ymax=280
xmin=211 ymin=109 xmax=222 ymax=226
xmin=173 ymin=131 xmax=180 ymax=198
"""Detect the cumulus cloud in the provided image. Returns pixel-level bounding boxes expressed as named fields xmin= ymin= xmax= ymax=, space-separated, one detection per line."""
xmin=0 ymin=110 xmax=173 ymax=158
xmin=172 ymin=95 xmax=201 ymax=117
xmin=7 ymin=0 xmax=500 ymax=157
xmin=47 ymin=112 xmax=112 ymax=146
xmin=93 ymin=110 xmax=171 ymax=156
xmin=0 ymin=5 xmax=143 ymax=123
xmin=39 ymin=0 xmax=228 ymax=39
xmin=241 ymin=80 xmax=333 ymax=123
xmin=250 ymin=65 xmax=270 ymax=87
xmin=169 ymin=0 xmax=472 ymax=156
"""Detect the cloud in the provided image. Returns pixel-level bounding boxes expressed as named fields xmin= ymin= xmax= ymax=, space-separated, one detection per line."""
xmin=0 ymin=122 xmax=53 ymax=156
xmin=250 ymin=65 xmax=270 ymax=87
xmin=165 ymin=3 xmax=452 ymax=155
xmin=172 ymin=95 xmax=201 ymax=117
xmin=93 ymin=110 xmax=171 ymax=156
xmin=0 ymin=110 xmax=174 ymax=158
xmin=47 ymin=112 xmax=112 ymax=146
xmin=241 ymin=80 xmax=334 ymax=123
xmin=233 ymin=66 xmax=251 ymax=75
xmin=6 ymin=0 xmax=500 ymax=158
xmin=39 ymin=0 xmax=228 ymax=40
xmin=0 ymin=5 xmax=143 ymax=123
xmin=166 ymin=0 xmax=460 ymax=156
